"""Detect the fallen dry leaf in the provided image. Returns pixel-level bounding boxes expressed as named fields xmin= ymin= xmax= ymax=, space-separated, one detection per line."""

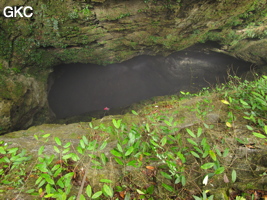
xmin=146 ymin=166 xmax=155 ymax=170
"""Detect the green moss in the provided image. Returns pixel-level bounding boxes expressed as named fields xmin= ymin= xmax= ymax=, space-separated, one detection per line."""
xmin=0 ymin=31 xmax=12 ymax=60
xmin=0 ymin=74 xmax=24 ymax=100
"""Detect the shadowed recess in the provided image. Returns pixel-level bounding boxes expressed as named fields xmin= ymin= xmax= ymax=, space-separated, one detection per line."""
xmin=48 ymin=49 xmax=254 ymax=119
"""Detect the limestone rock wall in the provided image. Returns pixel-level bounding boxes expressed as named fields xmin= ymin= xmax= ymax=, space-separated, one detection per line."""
xmin=0 ymin=0 xmax=267 ymax=133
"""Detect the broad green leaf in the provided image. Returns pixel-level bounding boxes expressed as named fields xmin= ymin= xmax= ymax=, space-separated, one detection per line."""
xmin=197 ymin=127 xmax=203 ymax=137
xmin=77 ymin=146 xmax=84 ymax=155
xmin=112 ymin=119 xmax=121 ymax=129
xmin=124 ymin=192 xmax=131 ymax=200
xmin=191 ymin=151 xmax=200 ymax=158
xmin=99 ymin=141 xmax=107 ymax=150
xmin=177 ymin=151 xmax=186 ymax=163
xmin=63 ymin=142 xmax=71 ymax=148
xmin=186 ymin=128 xmax=196 ymax=138
xmin=56 ymin=178 xmax=64 ymax=188
xmin=53 ymin=146 xmax=60 ymax=154
xmin=100 ymin=179 xmax=113 ymax=183
xmin=223 ymin=148 xmax=229 ymax=157
xmin=86 ymin=185 xmax=92 ymax=197
xmin=240 ymin=99 xmax=248 ymax=106
xmin=34 ymin=135 xmax=39 ymax=140
xmin=194 ymin=146 xmax=203 ymax=154
xmin=92 ymin=191 xmax=102 ymax=199
xmin=146 ymin=123 xmax=150 ymax=132
xmin=1 ymin=156 xmax=10 ymax=163
xmin=72 ymin=154 xmax=80 ymax=162
xmin=54 ymin=137 xmax=61 ymax=146
xmin=203 ymin=123 xmax=209 ymax=129
xmin=187 ymin=138 xmax=198 ymax=146
xmin=162 ymin=183 xmax=174 ymax=192
xmin=44 ymin=194 xmax=54 ymax=198
xmin=161 ymin=136 xmax=167 ymax=146
xmin=181 ymin=175 xmax=186 ymax=186
xmin=251 ymin=91 xmax=262 ymax=98
xmin=100 ymin=153 xmax=107 ymax=165
xmin=103 ymin=184 xmax=113 ymax=197
xmin=12 ymin=156 xmax=30 ymax=163
xmin=136 ymin=189 xmax=145 ymax=194
xmin=91 ymin=159 xmax=101 ymax=166
xmin=0 ymin=147 xmax=6 ymax=154
xmin=215 ymin=148 xmax=222 ymax=157
xmin=117 ymin=144 xmax=123 ymax=153
xmin=125 ymin=146 xmax=134 ymax=156
xmin=201 ymin=162 xmax=215 ymax=169
xmin=79 ymin=194 xmax=86 ymax=200
xmin=131 ymin=110 xmax=138 ymax=115
xmin=8 ymin=147 xmax=18 ymax=154
xmin=51 ymin=164 xmax=60 ymax=171
xmin=38 ymin=179 xmax=46 ymax=188
xmin=82 ymin=136 xmax=89 ymax=146
xmin=62 ymin=153 xmax=73 ymax=160
xmin=110 ymin=149 xmax=122 ymax=157
xmin=150 ymin=139 xmax=162 ymax=149
xmin=146 ymin=185 xmax=155 ymax=195
xmin=62 ymin=148 xmax=70 ymax=154
xmin=193 ymin=196 xmax=202 ymax=200
xmin=126 ymin=160 xmax=138 ymax=167
xmin=174 ymin=177 xmax=181 ymax=184
xmin=160 ymin=171 xmax=172 ymax=179
xmin=252 ymin=132 xmax=266 ymax=139
xmin=38 ymin=146 xmax=44 ymax=155
xmin=46 ymin=183 xmax=51 ymax=194
xmin=114 ymin=157 xmax=123 ymax=165
xmin=25 ymin=189 xmax=35 ymax=193
xmin=209 ymin=150 xmax=217 ymax=161
xmin=63 ymin=172 xmax=74 ymax=180
xmin=36 ymin=164 xmax=48 ymax=173
xmin=35 ymin=176 xmax=43 ymax=185
xmin=235 ymin=138 xmax=246 ymax=144
xmin=214 ymin=167 xmax=225 ymax=174
xmin=41 ymin=174 xmax=55 ymax=185
xmin=232 ymin=170 xmax=237 ymax=183
xmin=80 ymin=140 xmax=85 ymax=149
xmin=54 ymin=167 xmax=62 ymax=177
xmin=87 ymin=140 xmax=97 ymax=151
xmin=164 ymin=120 xmax=172 ymax=126
xmin=42 ymin=134 xmax=51 ymax=138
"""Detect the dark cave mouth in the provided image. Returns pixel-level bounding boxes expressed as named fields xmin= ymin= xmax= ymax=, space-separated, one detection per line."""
xmin=47 ymin=48 xmax=255 ymax=121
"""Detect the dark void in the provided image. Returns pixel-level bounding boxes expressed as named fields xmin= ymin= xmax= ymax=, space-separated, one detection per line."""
xmin=48 ymin=50 xmax=253 ymax=119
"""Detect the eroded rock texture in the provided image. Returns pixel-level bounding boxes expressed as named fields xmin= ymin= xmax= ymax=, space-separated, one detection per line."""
xmin=0 ymin=0 xmax=266 ymax=132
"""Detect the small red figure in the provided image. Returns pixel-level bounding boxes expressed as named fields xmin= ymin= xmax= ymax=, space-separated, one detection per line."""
xmin=104 ymin=107 xmax=110 ymax=111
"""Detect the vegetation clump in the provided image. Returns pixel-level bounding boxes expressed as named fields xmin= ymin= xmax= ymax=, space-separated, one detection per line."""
xmin=0 ymin=75 xmax=266 ymax=199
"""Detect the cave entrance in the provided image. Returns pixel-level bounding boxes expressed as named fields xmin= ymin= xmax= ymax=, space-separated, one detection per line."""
xmin=48 ymin=50 xmax=254 ymax=120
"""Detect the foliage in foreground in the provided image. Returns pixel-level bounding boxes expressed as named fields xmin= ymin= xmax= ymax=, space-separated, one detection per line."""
xmin=0 ymin=75 xmax=266 ymax=199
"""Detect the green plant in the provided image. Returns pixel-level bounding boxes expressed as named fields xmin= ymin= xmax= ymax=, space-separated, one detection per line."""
xmin=193 ymin=190 xmax=214 ymax=200
xmin=1 ymin=73 xmax=266 ymax=199
xmin=226 ymin=75 xmax=267 ymax=128
xmin=26 ymin=132 xmax=114 ymax=199
xmin=235 ymin=196 xmax=246 ymax=200
xmin=0 ymin=141 xmax=32 ymax=190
